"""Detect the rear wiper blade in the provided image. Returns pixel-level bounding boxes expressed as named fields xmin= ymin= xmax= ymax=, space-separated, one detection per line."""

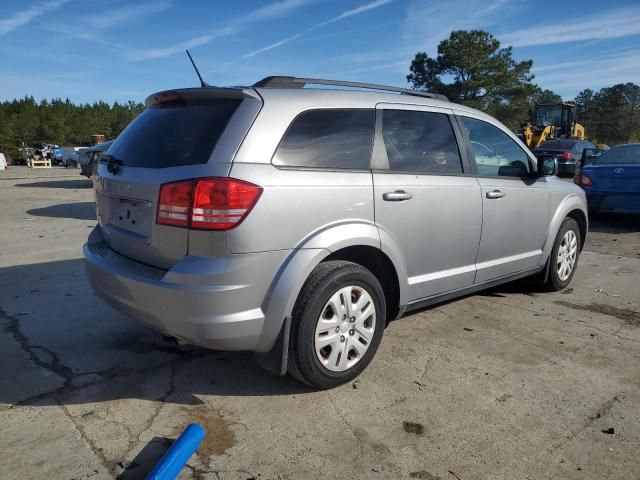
xmin=100 ymin=154 xmax=123 ymax=165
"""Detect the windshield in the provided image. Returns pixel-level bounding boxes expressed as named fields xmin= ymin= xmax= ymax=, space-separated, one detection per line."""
xmin=535 ymin=105 xmax=562 ymax=127
xmin=594 ymin=145 xmax=640 ymax=165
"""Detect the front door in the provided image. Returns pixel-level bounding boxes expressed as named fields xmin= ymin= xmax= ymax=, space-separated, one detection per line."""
xmin=373 ymin=104 xmax=482 ymax=302
xmin=458 ymin=115 xmax=551 ymax=283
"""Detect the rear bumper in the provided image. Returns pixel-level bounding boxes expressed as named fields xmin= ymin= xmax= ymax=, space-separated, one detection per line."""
xmin=558 ymin=160 xmax=578 ymax=175
xmin=587 ymin=192 xmax=640 ymax=214
xmin=83 ymin=227 xmax=286 ymax=351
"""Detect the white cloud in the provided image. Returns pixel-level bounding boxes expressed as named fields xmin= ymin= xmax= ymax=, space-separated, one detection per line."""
xmin=242 ymin=33 xmax=304 ymax=58
xmin=315 ymin=0 xmax=394 ymax=28
xmin=126 ymin=0 xmax=316 ymax=61
xmin=501 ymin=8 xmax=640 ymax=47
xmin=241 ymin=0 xmax=318 ymax=24
xmin=87 ymin=1 xmax=172 ymax=30
xmin=126 ymin=32 xmax=230 ymax=61
xmin=238 ymin=0 xmax=396 ymax=60
xmin=0 ymin=0 xmax=70 ymax=36
xmin=534 ymin=50 xmax=640 ymax=97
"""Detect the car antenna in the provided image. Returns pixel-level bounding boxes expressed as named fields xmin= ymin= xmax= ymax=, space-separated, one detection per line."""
xmin=185 ymin=50 xmax=209 ymax=87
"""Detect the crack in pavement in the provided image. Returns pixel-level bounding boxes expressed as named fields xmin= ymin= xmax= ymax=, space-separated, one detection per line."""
xmin=546 ymin=393 xmax=624 ymax=455
xmin=1 ymin=306 xmax=75 ymax=390
xmin=0 ymin=305 xmax=209 ymax=476
xmin=59 ymin=402 xmax=114 ymax=475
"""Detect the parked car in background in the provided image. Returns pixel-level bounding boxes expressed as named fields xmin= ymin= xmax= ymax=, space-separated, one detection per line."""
xmin=84 ymin=77 xmax=588 ymax=389
xmin=576 ymin=143 xmax=640 ymax=214
xmin=533 ymin=139 xmax=595 ymax=177
xmin=50 ymin=147 xmax=63 ymax=164
xmin=60 ymin=146 xmax=86 ymax=167
xmin=79 ymin=140 xmax=113 ymax=178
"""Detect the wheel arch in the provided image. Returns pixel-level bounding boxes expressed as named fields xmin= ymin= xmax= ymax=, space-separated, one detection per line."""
xmin=542 ymin=193 xmax=588 ymax=261
xmin=254 ymin=221 xmax=408 ymax=375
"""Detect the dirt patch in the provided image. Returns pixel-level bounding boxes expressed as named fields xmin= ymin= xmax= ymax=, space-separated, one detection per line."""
xmin=410 ymin=471 xmax=441 ymax=479
xmin=553 ymin=301 xmax=640 ymax=327
xmin=183 ymin=406 xmax=236 ymax=457
xmin=403 ymin=421 xmax=425 ymax=435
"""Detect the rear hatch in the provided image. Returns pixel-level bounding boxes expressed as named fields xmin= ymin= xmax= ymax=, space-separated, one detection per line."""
xmin=584 ymin=164 xmax=640 ymax=192
xmin=93 ymin=88 xmax=262 ymax=269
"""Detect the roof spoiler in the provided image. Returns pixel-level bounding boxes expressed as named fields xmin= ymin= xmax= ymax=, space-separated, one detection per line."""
xmin=253 ymin=76 xmax=448 ymax=102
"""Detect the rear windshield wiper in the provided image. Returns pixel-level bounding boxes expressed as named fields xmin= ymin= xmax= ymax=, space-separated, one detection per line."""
xmin=101 ymin=154 xmax=124 ymax=165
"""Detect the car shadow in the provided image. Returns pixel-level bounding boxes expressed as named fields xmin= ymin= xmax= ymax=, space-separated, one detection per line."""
xmin=0 ymin=259 xmax=311 ymax=410
xmin=588 ymin=212 xmax=640 ymax=234
xmin=27 ymin=202 xmax=97 ymax=220
xmin=15 ymin=179 xmax=92 ymax=189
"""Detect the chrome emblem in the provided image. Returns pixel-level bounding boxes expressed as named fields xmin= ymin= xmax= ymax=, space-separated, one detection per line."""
xmin=615 ymin=168 xmax=624 ymax=174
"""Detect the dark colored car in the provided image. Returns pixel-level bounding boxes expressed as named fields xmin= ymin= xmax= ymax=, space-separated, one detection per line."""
xmin=533 ymin=139 xmax=595 ymax=177
xmin=79 ymin=141 xmax=113 ymax=178
xmin=576 ymin=143 xmax=640 ymax=214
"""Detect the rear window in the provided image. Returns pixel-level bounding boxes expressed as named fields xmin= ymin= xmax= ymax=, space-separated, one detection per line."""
xmin=537 ymin=140 xmax=577 ymax=150
xmin=106 ymin=99 xmax=241 ymax=168
xmin=273 ymin=109 xmax=374 ymax=170
xmin=595 ymin=145 xmax=640 ymax=165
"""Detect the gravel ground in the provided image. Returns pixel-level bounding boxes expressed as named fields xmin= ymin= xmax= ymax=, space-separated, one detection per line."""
xmin=0 ymin=166 xmax=638 ymax=480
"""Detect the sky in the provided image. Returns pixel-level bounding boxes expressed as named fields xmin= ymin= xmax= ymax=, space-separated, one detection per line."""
xmin=1 ymin=0 xmax=639 ymax=104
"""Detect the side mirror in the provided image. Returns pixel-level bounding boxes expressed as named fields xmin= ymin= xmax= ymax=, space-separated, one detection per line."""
xmin=537 ymin=155 xmax=558 ymax=176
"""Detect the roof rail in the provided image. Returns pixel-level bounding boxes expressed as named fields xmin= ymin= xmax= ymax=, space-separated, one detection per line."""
xmin=253 ymin=76 xmax=448 ymax=102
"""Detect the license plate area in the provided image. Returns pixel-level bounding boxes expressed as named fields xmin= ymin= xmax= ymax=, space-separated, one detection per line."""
xmin=98 ymin=193 xmax=153 ymax=243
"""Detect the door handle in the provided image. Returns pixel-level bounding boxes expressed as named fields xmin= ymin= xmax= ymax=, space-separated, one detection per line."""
xmin=383 ymin=190 xmax=413 ymax=201
xmin=486 ymin=190 xmax=505 ymax=199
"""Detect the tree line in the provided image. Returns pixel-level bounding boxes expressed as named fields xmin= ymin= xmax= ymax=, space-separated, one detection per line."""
xmin=408 ymin=30 xmax=640 ymax=145
xmin=0 ymin=97 xmax=144 ymax=155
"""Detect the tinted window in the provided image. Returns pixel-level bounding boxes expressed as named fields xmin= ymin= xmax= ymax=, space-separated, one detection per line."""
xmin=462 ymin=117 xmax=529 ymax=177
xmin=273 ymin=109 xmax=374 ymax=169
xmin=107 ymin=99 xmax=241 ymax=168
xmin=381 ymin=110 xmax=462 ymax=173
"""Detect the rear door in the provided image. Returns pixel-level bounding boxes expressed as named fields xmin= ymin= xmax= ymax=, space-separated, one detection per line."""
xmin=372 ymin=104 xmax=482 ymax=301
xmin=458 ymin=114 xmax=550 ymax=283
xmin=94 ymin=89 xmax=261 ymax=269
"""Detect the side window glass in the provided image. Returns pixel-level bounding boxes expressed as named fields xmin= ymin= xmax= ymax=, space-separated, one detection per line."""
xmin=380 ymin=110 xmax=463 ymax=174
xmin=273 ymin=109 xmax=374 ymax=170
xmin=461 ymin=117 xmax=530 ymax=177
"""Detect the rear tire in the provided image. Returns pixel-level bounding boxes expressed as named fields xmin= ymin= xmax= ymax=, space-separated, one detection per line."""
xmin=544 ymin=217 xmax=581 ymax=291
xmin=288 ymin=261 xmax=385 ymax=389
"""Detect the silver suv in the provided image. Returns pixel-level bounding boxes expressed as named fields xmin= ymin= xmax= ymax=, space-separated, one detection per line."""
xmin=84 ymin=77 xmax=588 ymax=389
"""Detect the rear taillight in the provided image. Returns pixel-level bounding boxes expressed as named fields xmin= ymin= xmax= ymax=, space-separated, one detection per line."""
xmin=157 ymin=178 xmax=262 ymax=230
xmin=157 ymin=180 xmax=193 ymax=227
xmin=574 ymin=174 xmax=592 ymax=186
xmin=559 ymin=152 xmax=573 ymax=160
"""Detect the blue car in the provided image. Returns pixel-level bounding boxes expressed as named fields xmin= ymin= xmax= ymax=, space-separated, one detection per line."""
xmin=576 ymin=143 xmax=640 ymax=214
xmin=50 ymin=147 xmax=63 ymax=164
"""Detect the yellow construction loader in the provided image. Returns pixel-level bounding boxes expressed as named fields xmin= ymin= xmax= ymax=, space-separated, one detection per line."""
xmin=519 ymin=103 xmax=585 ymax=150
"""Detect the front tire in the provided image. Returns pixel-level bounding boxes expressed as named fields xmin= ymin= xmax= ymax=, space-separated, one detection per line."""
xmin=545 ymin=217 xmax=581 ymax=291
xmin=288 ymin=261 xmax=385 ymax=389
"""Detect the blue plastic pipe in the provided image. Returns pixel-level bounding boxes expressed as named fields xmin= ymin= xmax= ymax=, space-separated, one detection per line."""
xmin=147 ymin=423 xmax=206 ymax=480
